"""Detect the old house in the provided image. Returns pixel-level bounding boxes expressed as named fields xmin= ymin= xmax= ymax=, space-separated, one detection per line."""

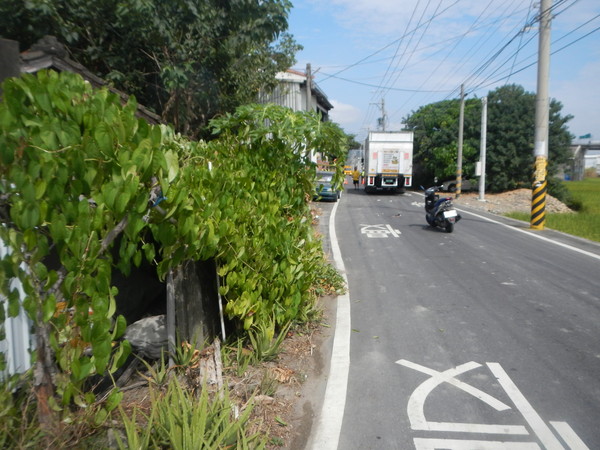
xmin=259 ymin=67 xmax=334 ymax=165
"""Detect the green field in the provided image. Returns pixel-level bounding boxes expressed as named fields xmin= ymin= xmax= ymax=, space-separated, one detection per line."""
xmin=507 ymin=178 xmax=600 ymax=243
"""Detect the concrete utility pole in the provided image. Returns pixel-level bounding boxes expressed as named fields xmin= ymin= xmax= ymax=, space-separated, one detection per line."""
xmin=372 ymin=98 xmax=386 ymax=131
xmin=479 ymin=97 xmax=488 ymax=201
xmin=456 ymin=84 xmax=465 ymax=197
xmin=305 ymin=63 xmax=312 ymax=113
xmin=531 ymin=0 xmax=552 ymax=230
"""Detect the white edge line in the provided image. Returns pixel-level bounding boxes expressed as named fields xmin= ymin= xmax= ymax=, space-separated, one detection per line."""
xmin=309 ymin=201 xmax=351 ymax=450
xmin=456 ymin=208 xmax=600 ymax=261
xmin=414 ymin=191 xmax=600 ymax=261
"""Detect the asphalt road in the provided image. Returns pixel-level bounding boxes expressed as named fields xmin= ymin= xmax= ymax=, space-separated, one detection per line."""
xmin=313 ymin=187 xmax=600 ymax=450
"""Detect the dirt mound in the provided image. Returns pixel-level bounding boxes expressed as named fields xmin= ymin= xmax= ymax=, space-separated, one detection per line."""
xmin=452 ymin=188 xmax=573 ymax=215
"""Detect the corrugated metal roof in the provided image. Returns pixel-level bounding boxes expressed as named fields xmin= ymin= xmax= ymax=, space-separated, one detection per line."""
xmin=262 ymin=69 xmax=334 ymax=115
xmin=20 ymin=36 xmax=162 ymax=125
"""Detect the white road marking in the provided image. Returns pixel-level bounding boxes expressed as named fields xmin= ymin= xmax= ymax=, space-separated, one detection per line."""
xmin=397 ymin=360 xmax=513 ymax=413
xmin=309 ymin=201 xmax=350 ymax=450
xmin=386 ymin=223 xmax=401 ymax=237
xmin=360 ymin=223 xmax=401 ymax=238
xmin=550 ymin=421 xmax=590 ymax=450
xmin=399 ymin=360 xmax=529 ymax=436
xmin=487 ymin=362 xmax=565 ymax=450
xmin=457 ymin=208 xmax=600 ymax=261
xmin=412 ymin=191 xmax=600 ymax=260
xmin=414 ymin=438 xmax=541 ymax=449
xmin=420 ymin=421 xmax=529 ymax=435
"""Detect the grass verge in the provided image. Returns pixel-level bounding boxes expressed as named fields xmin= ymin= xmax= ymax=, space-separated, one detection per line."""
xmin=506 ymin=178 xmax=600 ymax=242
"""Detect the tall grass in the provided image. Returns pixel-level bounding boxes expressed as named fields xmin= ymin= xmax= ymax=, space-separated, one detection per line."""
xmin=507 ymin=178 xmax=600 ymax=242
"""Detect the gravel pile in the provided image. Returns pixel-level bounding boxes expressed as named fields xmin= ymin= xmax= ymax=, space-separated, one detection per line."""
xmin=452 ymin=188 xmax=574 ymax=215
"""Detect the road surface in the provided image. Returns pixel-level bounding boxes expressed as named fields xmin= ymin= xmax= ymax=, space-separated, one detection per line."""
xmin=311 ymin=188 xmax=600 ymax=450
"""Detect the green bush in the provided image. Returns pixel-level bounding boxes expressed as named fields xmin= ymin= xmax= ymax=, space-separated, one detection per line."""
xmin=0 ymin=70 xmax=347 ymax=432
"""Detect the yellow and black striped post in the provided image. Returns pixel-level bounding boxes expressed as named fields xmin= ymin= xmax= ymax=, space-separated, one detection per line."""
xmin=530 ymin=156 xmax=547 ymax=229
xmin=530 ymin=0 xmax=552 ymax=229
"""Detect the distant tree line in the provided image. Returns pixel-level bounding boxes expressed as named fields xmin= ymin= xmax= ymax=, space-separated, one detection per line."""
xmin=404 ymin=84 xmax=573 ymax=194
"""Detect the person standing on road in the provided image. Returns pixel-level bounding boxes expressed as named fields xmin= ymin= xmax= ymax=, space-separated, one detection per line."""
xmin=351 ymin=166 xmax=360 ymax=190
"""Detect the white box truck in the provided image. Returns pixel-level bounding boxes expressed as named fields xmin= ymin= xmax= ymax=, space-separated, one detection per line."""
xmin=364 ymin=131 xmax=413 ymax=193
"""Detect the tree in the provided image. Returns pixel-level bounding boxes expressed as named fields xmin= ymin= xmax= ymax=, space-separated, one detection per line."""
xmin=0 ymin=0 xmax=301 ymax=137
xmin=344 ymin=132 xmax=362 ymax=151
xmin=404 ymin=84 xmax=572 ymax=192
xmin=404 ymin=99 xmax=479 ymax=185
xmin=487 ymin=84 xmax=572 ymax=192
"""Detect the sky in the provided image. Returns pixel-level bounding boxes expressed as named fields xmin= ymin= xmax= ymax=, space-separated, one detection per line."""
xmin=287 ymin=0 xmax=600 ymax=145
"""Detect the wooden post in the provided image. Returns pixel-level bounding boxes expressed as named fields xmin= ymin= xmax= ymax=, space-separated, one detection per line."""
xmin=172 ymin=259 xmax=221 ymax=352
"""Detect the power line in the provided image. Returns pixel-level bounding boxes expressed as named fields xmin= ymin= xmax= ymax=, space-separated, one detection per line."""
xmin=316 ymin=0 xmax=598 ymax=134
xmin=388 ymin=0 xmax=525 ymax=122
xmin=466 ymin=1 xmax=598 ymax=95
xmin=318 ymin=72 xmax=453 ymax=93
xmin=471 ymin=21 xmax=600 ymax=92
xmin=319 ymin=0 xmax=460 ymax=83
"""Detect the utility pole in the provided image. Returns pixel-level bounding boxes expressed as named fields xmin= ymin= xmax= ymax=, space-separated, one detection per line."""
xmin=456 ymin=84 xmax=465 ymax=197
xmin=531 ymin=0 xmax=552 ymax=230
xmin=479 ymin=97 xmax=488 ymax=201
xmin=305 ymin=63 xmax=312 ymax=113
xmin=372 ymin=98 xmax=387 ymax=131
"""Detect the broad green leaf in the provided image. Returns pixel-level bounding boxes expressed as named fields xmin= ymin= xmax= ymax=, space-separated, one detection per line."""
xmin=42 ymin=295 xmax=56 ymax=323
xmin=77 ymin=358 xmax=94 ymax=381
xmin=112 ymin=315 xmax=127 ymax=340
xmin=164 ymin=149 xmax=179 ymax=182
xmin=114 ymin=189 xmax=130 ymax=215
xmin=94 ymin=407 xmax=109 ymax=426
xmin=104 ymin=389 xmax=123 ymax=412
xmin=107 ymin=292 xmax=116 ymax=318
xmin=94 ymin=122 xmax=113 ymax=155
xmin=7 ymin=289 xmax=20 ymax=317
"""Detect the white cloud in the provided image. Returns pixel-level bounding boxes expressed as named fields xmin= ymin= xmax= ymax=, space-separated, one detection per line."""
xmin=554 ymin=59 xmax=600 ymax=138
xmin=296 ymin=0 xmax=600 ymax=140
xmin=328 ymin=100 xmax=363 ymax=132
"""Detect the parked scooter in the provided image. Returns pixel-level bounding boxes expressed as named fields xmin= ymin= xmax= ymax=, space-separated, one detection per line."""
xmin=421 ymin=185 xmax=461 ymax=233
